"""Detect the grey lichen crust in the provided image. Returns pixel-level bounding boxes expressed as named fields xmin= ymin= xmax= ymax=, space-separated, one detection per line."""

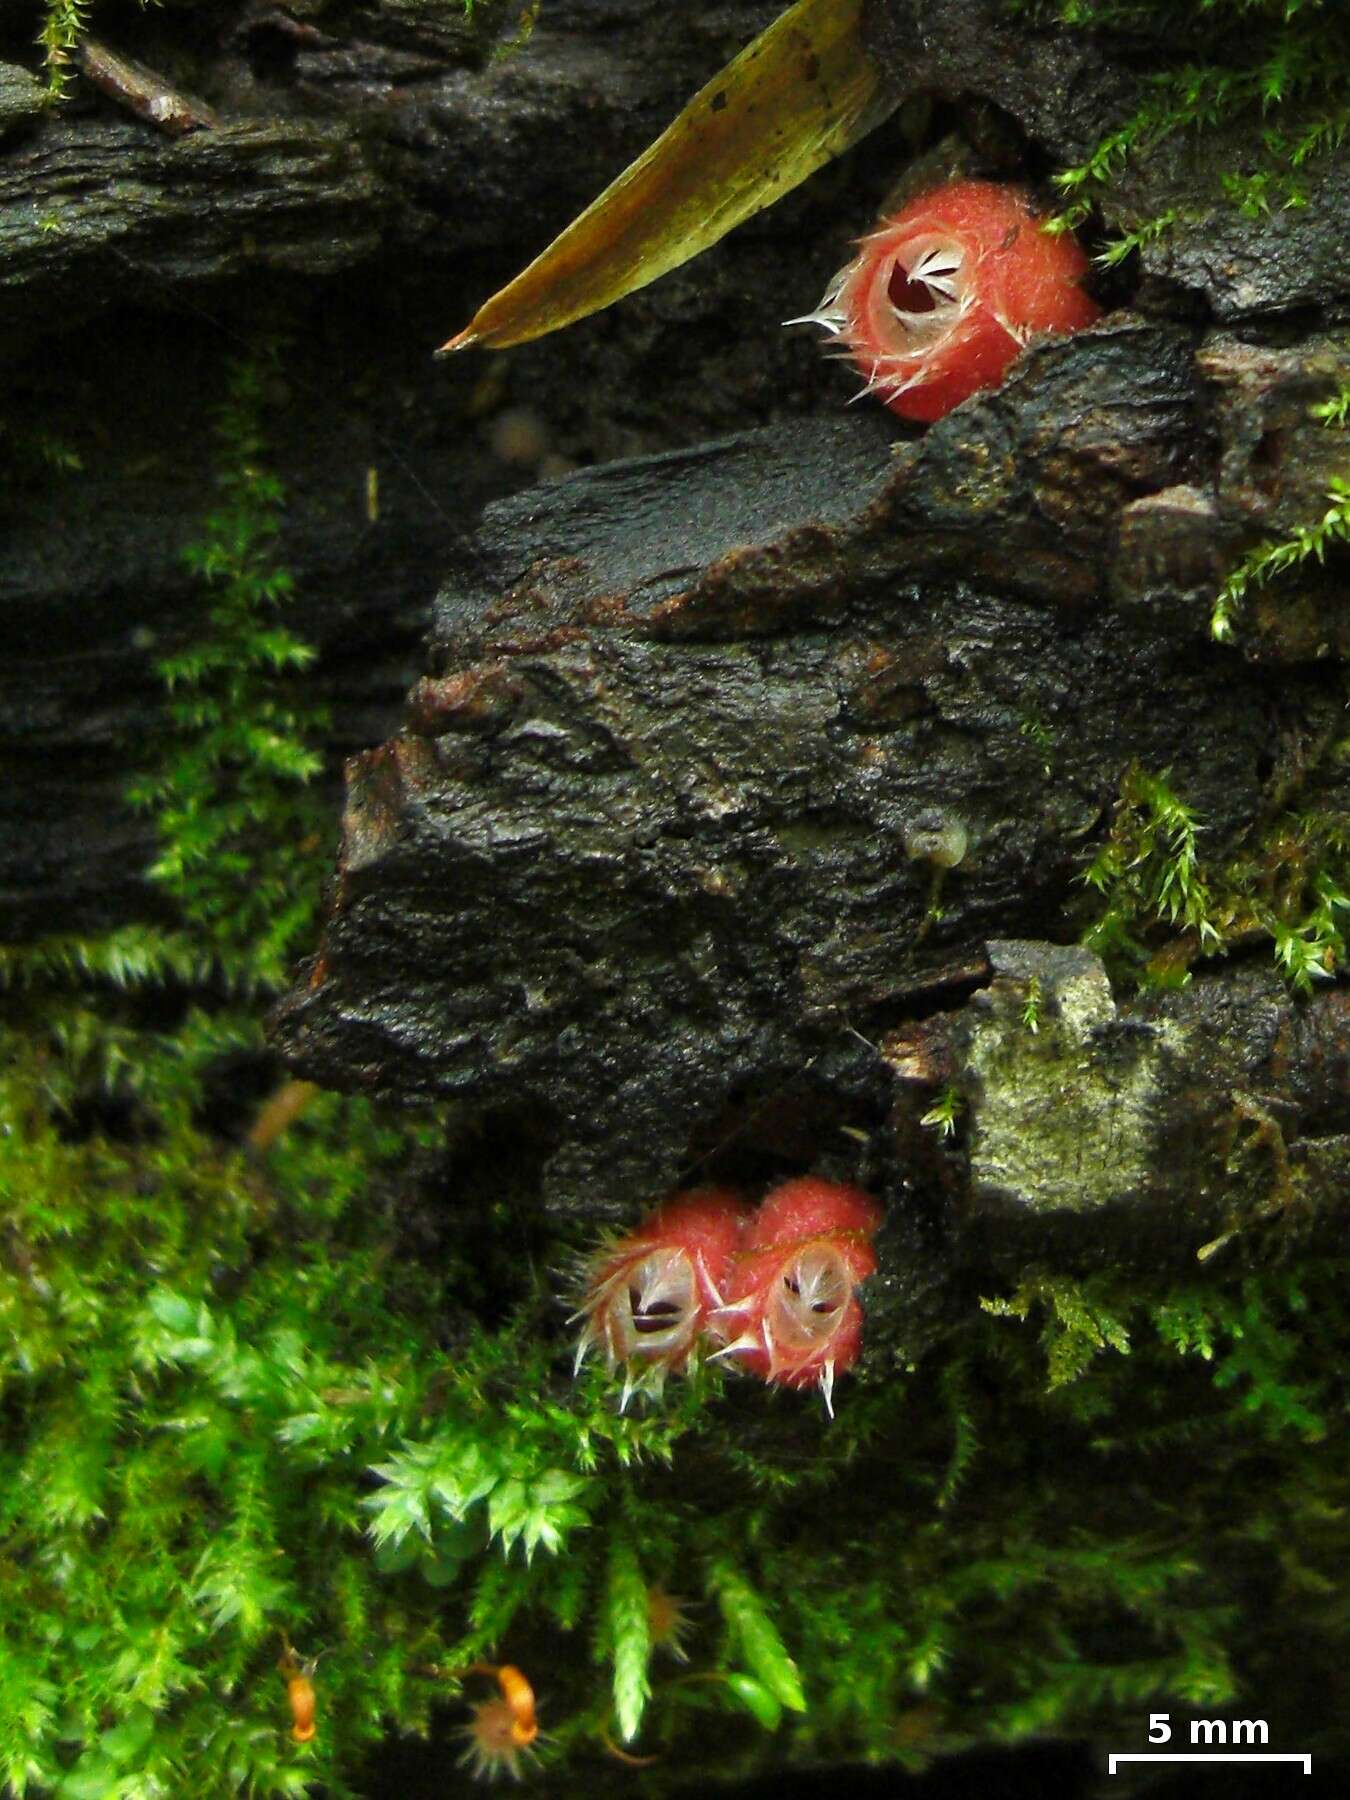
xmin=948 ymin=939 xmax=1347 ymax=1244
xmin=0 ymin=60 xmax=44 ymax=136
xmin=961 ymin=941 xmax=1160 ymax=1221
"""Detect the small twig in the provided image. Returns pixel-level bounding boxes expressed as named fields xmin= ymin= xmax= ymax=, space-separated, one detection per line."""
xmin=75 ymin=37 xmax=219 ymax=137
xmin=247 ymin=1078 xmax=319 ymax=1155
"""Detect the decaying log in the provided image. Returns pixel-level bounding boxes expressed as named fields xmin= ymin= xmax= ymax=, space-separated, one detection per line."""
xmin=2 ymin=0 xmax=1345 ymax=1335
xmin=0 ymin=0 xmax=816 ymax=939
xmin=274 ymin=310 xmax=1349 ymax=1330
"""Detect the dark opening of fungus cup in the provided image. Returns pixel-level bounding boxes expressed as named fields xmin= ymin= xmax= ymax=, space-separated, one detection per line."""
xmin=790 ymin=178 xmax=1100 ymax=422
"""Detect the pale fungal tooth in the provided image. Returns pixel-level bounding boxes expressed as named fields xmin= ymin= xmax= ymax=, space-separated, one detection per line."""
xmin=820 ymin=1360 xmax=836 ymax=1419
xmin=707 ymin=1330 xmax=764 ymax=1362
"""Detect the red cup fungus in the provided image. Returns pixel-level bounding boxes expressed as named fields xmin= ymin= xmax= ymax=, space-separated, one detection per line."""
xmin=711 ymin=1177 xmax=883 ymax=1415
xmin=570 ymin=1187 xmax=748 ymax=1404
xmin=573 ymin=1179 xmax=883 ymax=1413
xmin=790 ymin=177 xmax=1100 ymax=422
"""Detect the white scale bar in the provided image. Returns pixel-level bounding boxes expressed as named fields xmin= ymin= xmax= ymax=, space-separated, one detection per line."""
xmin=1109 ymin=1754 xmax=1311 ymax=1772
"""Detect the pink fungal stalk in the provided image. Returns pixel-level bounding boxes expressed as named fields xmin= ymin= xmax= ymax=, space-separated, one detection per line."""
xmin=713 ymin=1177 xmax=883 ymax=1415
xmin=571 ymin=1187 xmax=748 ymax=1405
xmin=790 ymin=178 xmax=1100 ymax=423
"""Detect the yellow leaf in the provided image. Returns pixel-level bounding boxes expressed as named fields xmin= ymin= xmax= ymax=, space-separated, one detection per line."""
xmin=442 ymin=0 xmax=895 ymax=352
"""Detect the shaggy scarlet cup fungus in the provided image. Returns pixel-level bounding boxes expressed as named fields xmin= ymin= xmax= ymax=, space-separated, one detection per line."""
xmin=713 ymin=1177 xmax=882 ymax=1414
xmin=571 ymin=1187 xmax=748 ymax=1404
xmin=791 ymin=177 xmax=1100 ymax=422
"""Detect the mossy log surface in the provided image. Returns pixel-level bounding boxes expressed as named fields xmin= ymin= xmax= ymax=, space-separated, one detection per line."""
xmin=866 ymin=0 xmax=1350 ymax=321
xmin=276 ymin=311 xmax=1349 ymax=1336
xmin=0 ymin=0 xmax=1342 ymax=1354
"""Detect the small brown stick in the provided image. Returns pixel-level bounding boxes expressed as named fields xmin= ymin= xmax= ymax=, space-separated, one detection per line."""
xmin=75 ymin=37 xmax=219 ymax=136
xmin=247 ymin=1079 xmax=320 ymax=1155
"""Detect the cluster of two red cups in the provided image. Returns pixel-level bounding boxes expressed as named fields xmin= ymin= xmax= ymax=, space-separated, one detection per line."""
xmin=572 ymin=1178 xmax=882 ymax=1415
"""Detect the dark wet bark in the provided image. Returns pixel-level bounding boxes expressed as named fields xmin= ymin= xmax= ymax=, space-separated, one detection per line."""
xmin=273 ymin=323 xmax=1350 ymax=1332
xmin=3 ymin=0 xmax=1347 ymax=1317
xmin=1 ymin=0 xmax=800 ymax=937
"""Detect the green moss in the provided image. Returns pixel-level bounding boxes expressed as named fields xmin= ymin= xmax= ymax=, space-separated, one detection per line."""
xmin=35 ymin=0 xmax=93 ymax=102
xmin=920 ymin=1082 xmax=963 ymax=1138
xmin=1033 ymin=0 xmax=1350 ymax=247
xmin=7 ymin=1025 xmax=1350 ymax=1787
xmin=1081 ymin=764 xmax=1223 ymax=984
xmin=1079 ymin=761 xmax=1349 ymax=992
xmin=1211 ymin=380 xmax=1350 ymax=643
xmin=125 ymin=341 xmax=329 ymax=997
xmin=0 ymin=424 xmax=82 ymax=482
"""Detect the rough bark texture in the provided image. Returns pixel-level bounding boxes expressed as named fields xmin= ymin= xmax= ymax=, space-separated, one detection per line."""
xmin=4 ymin=0 xmax=1345 ymax=1318
xmin=250 ymin=0 xmax=1350 ymax=1336
xmin=274 ymin=321 xmax=1350 ymax=1335
xmin=1 ymin=0 xmax=818 ymax=936
xmin=8 ymin=0 xmax=1339 ymax=1283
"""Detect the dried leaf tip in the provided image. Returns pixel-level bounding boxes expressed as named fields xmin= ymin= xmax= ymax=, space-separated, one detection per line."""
xmin=434 ymin=0 xmax=892 ymax=355
xmin=435 ymin=326 xmax=480 ymax=357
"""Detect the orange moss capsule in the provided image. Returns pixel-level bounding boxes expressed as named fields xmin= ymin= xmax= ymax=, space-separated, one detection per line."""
xmin=277 ymin=1645 xmax=317 ymax=1743
xmin=495 ymin=1664 xmax=539 ymax=1747
xmin=458 ymin=1662 xmax=542 ymax=1781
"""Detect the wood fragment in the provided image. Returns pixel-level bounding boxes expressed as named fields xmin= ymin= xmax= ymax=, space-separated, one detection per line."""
xmin=248 ymin=1078 xmax=319 ymax=1155
xmin=76 ymin=37 xmax=219 ymax=137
